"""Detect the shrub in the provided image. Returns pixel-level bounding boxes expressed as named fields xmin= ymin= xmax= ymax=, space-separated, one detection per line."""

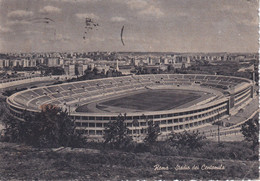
xmin=241 ymin=115 xmax=259 ymax=152
xmin=167 ymin=130 xmax=206 ymax=150
xmin=149 ymin=142 xmax=178 ymax=156
xmin=199 ymin=141 xmax=257 ymax=160
xmin=133 ymin=142 xmax=150 ymax=153
xmin=1 ymin=105 xmax=85 ymax=148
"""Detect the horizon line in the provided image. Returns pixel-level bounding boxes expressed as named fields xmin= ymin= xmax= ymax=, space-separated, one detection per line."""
xmin=0 ymin=51 xmax=258 ymax=54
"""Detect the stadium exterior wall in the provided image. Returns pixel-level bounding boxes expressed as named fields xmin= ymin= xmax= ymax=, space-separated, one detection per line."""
xmin=6 ymin=74 xmax=254 ymax=140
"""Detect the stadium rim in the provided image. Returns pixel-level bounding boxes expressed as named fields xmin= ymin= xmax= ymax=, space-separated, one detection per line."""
xmin=6 ymin=74 xmax=255 ymax=141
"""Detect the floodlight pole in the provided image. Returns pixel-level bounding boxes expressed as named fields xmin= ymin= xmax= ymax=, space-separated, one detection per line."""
xmin=217 ymin=109 xmax=220 ymax=144
xmin=218 ymin=124 xmax=220 ymax=144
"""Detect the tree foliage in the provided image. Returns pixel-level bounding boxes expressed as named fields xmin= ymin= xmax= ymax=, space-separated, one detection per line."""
xmin=144 ymin=120 xmax=160 ymax=144
xmin=168 ymin=130 xmax=206 ymax=149
xmin=2 ymin=105 xmax=85 ymax=148
xmin=43 ymin=67 xmax=65 ymax=75
xmin=2 ymin=87 xmax=27 ymax=97
xmin=103 ymin=114 xmax=132 ymax=149
xmin=241 ymin=116 xmax=259 ymax=151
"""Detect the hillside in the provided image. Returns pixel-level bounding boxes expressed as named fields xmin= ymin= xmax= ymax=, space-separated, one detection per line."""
xmin=0 ymin=142 xmax=258 ymax=180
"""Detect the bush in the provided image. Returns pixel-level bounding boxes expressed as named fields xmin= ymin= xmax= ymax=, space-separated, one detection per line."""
xmin=1 ymin=105 xmax=85 ymax=148
xmin=2 ymin=87 xmax=27 ymax=96
xmin=200 ymin=141 xmax=257 ymax=161
xmin=241 ymin=115 xmax=259 ymax=152
xmin=167 ymin=130 xmax=206 ymax=150
xmin=119 ymin=142 xmax=150 ymax=153
xmin=133 ymin=142 xmax=150 ymax=153
xmin=149 ymin=142 xmax=178 ymax=156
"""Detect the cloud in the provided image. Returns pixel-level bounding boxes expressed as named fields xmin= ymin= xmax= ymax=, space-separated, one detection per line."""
xmin=57 ymin=34 xmax=70 ymax=41
xmin=50 ymin=33 xmax=71 ymax=42
xmin=7 ymin=20 xmax=31 ymax=26
xmin=239 ymin=16 xmax=258 ymax=26
xmin=221 ymin=4 xmax=254 ymax=15
xmin=44 ymin=0 xmax=99 ymax=3
xmin=7 ymin=10 xmax=33 ymax=26
xmin=91 ymin=36 xmax=105 ymax=42
xmin=221 ymin=1 xmax=258 ymax=13
xmin=0 ymin=26 xmax=12 ymax=33
xmin=75 ymin=13 xmax=99 ymax=20
xmin=7 ymin=10 xmax=33 ymax=20
xmin=111 ymin=16 xmax=126 ymax=22
xmin=39 ymin=6 xmax=61 ymax=14
xmin=139 ymin=5 xmax=164 ymax=18
xmin=220 ymin=4 xmax=258 ymax=26
xmin=125 ymin=0 xmax=164 ymax=18
xmin=23 ymin=30 xmax=42 ymax=35
xmin=126 ymin=0 xmax=148 ymax=9
xmin=222 ymin=5 xmax=241 ymax=14
xmin=42 ymin=33 xmax=71 ymax=44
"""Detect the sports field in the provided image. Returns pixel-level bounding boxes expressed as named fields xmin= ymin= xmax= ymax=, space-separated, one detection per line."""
xmin=76 ymin=89 xmax=204 ymax=113
xmin=101 ymin=89 xmax=201 ymax=111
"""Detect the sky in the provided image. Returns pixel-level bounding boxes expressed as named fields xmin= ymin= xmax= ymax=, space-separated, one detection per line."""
xmin=0 ymin=0 xmax=258 ymax=53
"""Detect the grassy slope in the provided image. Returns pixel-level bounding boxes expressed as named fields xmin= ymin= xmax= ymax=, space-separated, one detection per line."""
xmin=0 ymin=142 xmax=258 ymax=180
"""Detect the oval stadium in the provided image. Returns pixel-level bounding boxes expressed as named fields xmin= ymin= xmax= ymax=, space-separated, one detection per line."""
xmin=6 ymin=74 xmax=254 ymax=140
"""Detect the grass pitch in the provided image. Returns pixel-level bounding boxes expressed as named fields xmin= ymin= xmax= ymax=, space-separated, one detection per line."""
xmin=100 ymin=89 xmax=201 ymax=111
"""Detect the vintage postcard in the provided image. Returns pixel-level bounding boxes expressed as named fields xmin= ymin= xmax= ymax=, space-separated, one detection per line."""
xmin=0 ymin=0 xmax=259 ymax=180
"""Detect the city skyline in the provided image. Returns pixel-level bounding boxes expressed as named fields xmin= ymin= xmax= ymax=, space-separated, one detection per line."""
xmin=0 ymin=0 xmax=258 ymax=53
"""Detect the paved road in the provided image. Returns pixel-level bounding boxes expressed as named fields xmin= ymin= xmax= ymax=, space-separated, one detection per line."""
xmin=194 ymin=97 xmax=258 ymax=140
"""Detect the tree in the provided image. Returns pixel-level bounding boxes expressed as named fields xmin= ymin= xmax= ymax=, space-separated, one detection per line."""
xmin=103 ymin=114 xmax=132 ymax=149
xmin=84 ymin=68 xmax=95 ymax=79
xmin=75 ymin=65 xmax=79 ymax=76
xmin=93 ymin=67 xmax=98 ymax=75
xmin=132 ymin=119 xmax=139 ymax=137
xmin=43 ymin=67 xmax=64 ymax=75
xmin=241 ymin=116 xmax=259 ymax=151
xmin=2 ymin=105 xmax=85 ymax=148
xmin=144 ymin=120 xmax=160 ymax=144
xmin=1 ymin=114 xmax=22 ymax=143
xmin=168 ymin=130 xmax=205 ymax=150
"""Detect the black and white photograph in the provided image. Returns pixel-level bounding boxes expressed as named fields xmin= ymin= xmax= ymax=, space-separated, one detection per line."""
xmin=0 ymin=0 xmax=259 ymax=180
